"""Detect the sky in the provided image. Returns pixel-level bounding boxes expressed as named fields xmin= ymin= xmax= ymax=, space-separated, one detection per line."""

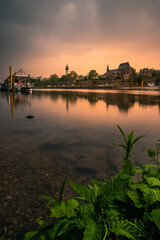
xmin=0 ymin=0 xmax=160 ymax=80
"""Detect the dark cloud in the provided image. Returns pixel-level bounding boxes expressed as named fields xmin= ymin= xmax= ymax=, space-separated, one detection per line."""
xmin=0 ymin=0 xmax=160 ymax=80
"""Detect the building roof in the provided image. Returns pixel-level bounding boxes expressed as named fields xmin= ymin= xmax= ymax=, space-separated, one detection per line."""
xmin=108 ymin=69 xmax=118 ymax=74
xmin=118 ymin=62 xmax=131 ymax=70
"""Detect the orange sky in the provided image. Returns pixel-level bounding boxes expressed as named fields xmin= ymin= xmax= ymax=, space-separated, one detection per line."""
xmin=1 ymin=0 xmax=160 ymax=79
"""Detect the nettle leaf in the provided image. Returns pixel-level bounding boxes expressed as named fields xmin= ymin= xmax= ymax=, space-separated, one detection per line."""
xmin=116 ymin=190 xmax=128 ymax=202
xmin=148 ymin=209 xmax=160 ymax=231
xmin=111 ymin=220 xmax=137 ymax=240
xmin=50 ymin=202 xmax=66 ymax=218
xmin=101 ymin=176 xmax=125 ymax=203
xmin=70 ymin=181 xmax=92 ymax=202
xmin=133 ymin=166 xmax=143 ymax=174
xmin=146 ymin=177 xmax=160 ymax=187
xmin=122 ymin=159 xmax=134 ymax=175
xmin=65 ymin=199 xmax=79 ymax=218
xmin=23 ymin=231 xmax=38 ymax=240
xmin=106 ymin=209 xmax=120 ymax=221
xmin=23 ymin=232 xmax=36 ymax=240
xmin=51 ymin=219 xmax=74 ymax=238
xmin=138 ymin=183 xmax=160 ymax=206
xmin=126 ymin=189 xmax=143 ymax=208
xmin=79 ymin=204 xmax=94 ymax=217
xmin=143 ymin=164 xmax=160 ymax=169
xmin=83 ymin=219 xmax=102 ymax=240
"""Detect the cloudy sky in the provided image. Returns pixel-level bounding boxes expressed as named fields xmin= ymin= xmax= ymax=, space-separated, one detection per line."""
xmin=0 ymin=0 xmax=160 ymax=80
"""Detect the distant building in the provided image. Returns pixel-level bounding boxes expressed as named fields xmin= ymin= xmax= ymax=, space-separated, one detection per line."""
xmin=65 ymin=64 xmax=69 ymax=75
xmin=104 ymin=65 xmax=118 ymax=79
xmin=140 ymin=68 xmax=152 ymax=77
xmin=118 ymin=62 xmax=133 ymax=80
xmin=104 ymin=62 xmax=133 ymax=80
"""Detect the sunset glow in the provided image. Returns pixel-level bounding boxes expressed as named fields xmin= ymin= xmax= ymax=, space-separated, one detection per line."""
xmin=1 ymin=0 xmax=160 ymax=80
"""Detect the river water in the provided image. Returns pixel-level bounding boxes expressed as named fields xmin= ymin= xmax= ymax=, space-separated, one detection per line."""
xmin=0 ymin=89 xmax=160 ymax=238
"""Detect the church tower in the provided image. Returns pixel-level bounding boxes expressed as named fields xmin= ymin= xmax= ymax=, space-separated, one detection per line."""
xmin=107 ymin=65 xmax=109 ymax=72
xmin=65 ymin=64 xmax=69 ymax=75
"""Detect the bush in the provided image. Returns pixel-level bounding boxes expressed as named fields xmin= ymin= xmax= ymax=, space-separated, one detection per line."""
xmin=24 ymin=126 xmax=160 ymax=240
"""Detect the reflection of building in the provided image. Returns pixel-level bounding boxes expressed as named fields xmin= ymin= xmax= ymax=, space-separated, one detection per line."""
xmin=65 ymin=64 xmax=69 ymax=75
xmin=104 ymin=62 xmax=133 ymax=80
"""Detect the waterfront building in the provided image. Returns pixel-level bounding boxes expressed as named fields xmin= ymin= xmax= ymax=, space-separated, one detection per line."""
xmin=104 ymin=62 xmax=133 ymax=80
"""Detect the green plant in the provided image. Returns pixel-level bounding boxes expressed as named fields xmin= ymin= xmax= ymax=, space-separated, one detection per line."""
xmin=113 ymin=125 xmax=145 ymax=161
xmin=143 ymin=140 xmax=160 ymax=168
xmin=23 ymin=127 xmax=160 ymax=240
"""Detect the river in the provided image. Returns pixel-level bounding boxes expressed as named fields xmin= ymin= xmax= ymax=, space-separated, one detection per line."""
xmin=0 ymin=89 xmax=160 ymax=238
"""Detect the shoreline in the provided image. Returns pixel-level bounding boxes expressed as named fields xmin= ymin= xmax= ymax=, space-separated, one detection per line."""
xmin=33 ymin=86 xmax=160 ymax=91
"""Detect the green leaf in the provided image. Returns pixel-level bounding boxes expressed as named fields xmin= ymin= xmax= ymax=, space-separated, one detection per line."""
xmin=131 ymin=135 xmax=145 ymax=147
xmin=122 ymin=159 xmax=133 ymax=175
xmin=23 ymin=231 xmax=37 ymax=240
xmin=40 ymin=195 xmax=57 ymax=206
xmin=117 ymin=125 xmax=127 ymax=145
xmin=116 ymin=190 xmax=128 ymax=202
xmin=146 ymin=177 xmax=160 ymax=187
xmin=110 ymin=220 xmax=137 ymax=240
xmin=148 ymin=209 xmax=160 ymax=230
xmin=50 ymin=202 xmax=66 ymax=218
xmin=143 ymin=164 xmax=160 ymax=169
xmin=65 ymin=199 xmax=79 ymax=218
xmin=70 ymin=181 xmax=92 ymax=202
xmin=51 ymin=219 xmax=74 ymax=238
xmin=126 ymin=189 xmax=143 ymax=208
xmin=59 ymin=177 xmax=67 ymax=203
xmin=106 ymin=209 xmax=120 ymax=221
xmin=83 ymin=219 xmax=102 ymax=240
xmin=147 ymin=149 xmax=156 ymax=158
xmin=133 ymin=166 xmax=143 ymax=174
xmin=138 ymin=183 xmax=160 ymax=206
xmin=113 ymin=142 xmax=127 ymax=150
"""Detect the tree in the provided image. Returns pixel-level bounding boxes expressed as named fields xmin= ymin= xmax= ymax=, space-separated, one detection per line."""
xmin=88 ymin=70 xmax=98 ymax=80
xmin=155 ymin=77 xmax=160 ymax=86
xmin=69 ymin=71 xmax=78 ymax=82
xmin=128 ymin=75 xmax=134 ymax=86
xmin=152 ymin=70 xmax=157 ymax=77
xmin=64 ymin=71 xmax=78 ymax=83
xmin=49 ymin=74 xmax=60 ymax=85
xmin=136 ymin=74 xmax=143 ymax=86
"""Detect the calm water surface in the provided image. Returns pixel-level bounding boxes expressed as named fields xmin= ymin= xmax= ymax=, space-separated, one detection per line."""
xmin=0 ymin=89 xmax=160 ymax=238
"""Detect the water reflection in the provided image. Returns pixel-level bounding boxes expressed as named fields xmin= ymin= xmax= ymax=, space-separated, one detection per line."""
xmin=1 ymin=90 xmax=160 ymax=120
xmin=29 ymin=90 xmax=160 ymax=113
xmin=9 ymin=92 xmax=14 ymax=116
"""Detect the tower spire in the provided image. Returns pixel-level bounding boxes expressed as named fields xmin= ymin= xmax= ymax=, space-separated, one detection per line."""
xmin=65 ymin=64 xmax=69 ymax=75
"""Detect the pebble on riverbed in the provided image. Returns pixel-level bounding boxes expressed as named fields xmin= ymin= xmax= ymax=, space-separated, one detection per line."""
xmin=26 ymin=115 xmax=34 ymax=119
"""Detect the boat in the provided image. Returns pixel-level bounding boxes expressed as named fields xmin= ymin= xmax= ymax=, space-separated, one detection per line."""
xmin=1 ymin=68 xmax=33 ymax=91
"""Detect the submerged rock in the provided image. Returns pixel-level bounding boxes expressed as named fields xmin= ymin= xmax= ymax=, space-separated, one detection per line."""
xmin=26 ymin=115 xmax=34 ymax=119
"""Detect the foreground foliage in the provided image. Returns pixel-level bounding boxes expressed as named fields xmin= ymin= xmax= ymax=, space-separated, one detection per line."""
xmin=24 ymin=126 xmax=160 ymax=240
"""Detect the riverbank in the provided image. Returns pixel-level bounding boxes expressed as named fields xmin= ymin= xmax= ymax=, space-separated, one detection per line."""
xmin=33 ymin=86 xmax=160 ymax=91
